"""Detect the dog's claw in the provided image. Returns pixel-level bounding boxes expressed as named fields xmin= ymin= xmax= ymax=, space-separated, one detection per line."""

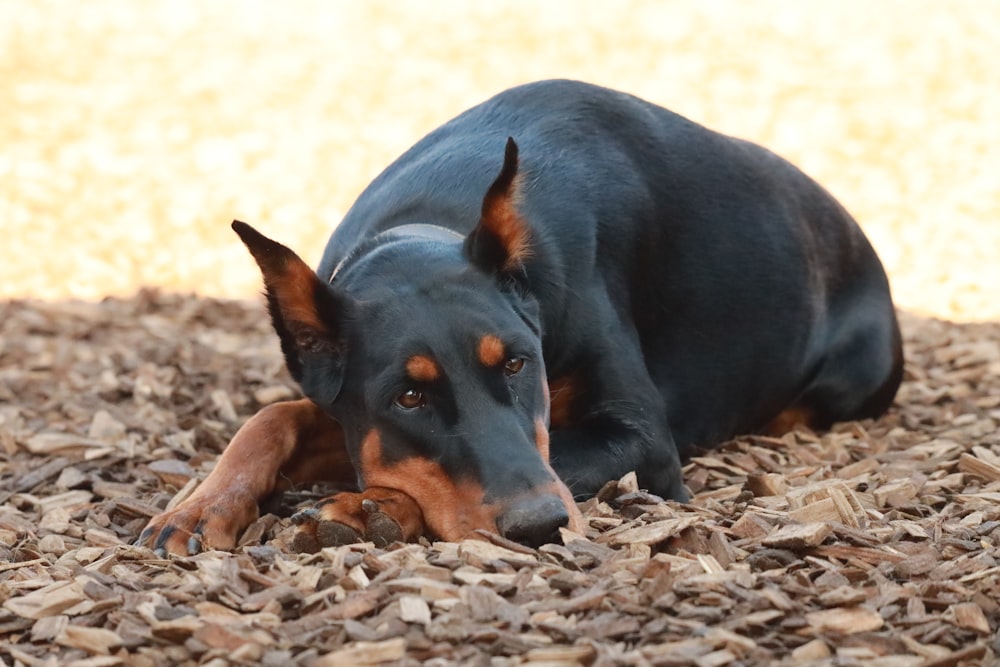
xmin=136 ymin=527 xmax=153 ymax=547
xmin=290 ymin=507 xmax=320 ymax=525
xmin=152 ymin=525 xmax=176 ymax=553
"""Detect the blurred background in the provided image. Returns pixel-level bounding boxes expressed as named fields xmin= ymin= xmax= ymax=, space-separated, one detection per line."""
xmin=1 ymin=0 xmax=997 ymax=321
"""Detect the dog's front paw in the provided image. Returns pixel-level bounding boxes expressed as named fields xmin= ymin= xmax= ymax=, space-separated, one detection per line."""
xmin=137 ymin=490 xmax=259 ymax=556
xmin=290 ymin=487 xmax=424 ymax=552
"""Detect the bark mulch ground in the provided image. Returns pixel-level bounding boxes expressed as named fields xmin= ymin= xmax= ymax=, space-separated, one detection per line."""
xmin=1 ymin=291 xmax=997 ymax=666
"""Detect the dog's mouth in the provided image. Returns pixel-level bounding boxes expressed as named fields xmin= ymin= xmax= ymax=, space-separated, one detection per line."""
xmin=419 ymin=477 xmax=585 ymax=548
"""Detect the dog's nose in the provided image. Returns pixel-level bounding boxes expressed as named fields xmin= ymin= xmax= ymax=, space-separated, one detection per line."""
xmin=497 ymin=494 xmax=569 ymax=547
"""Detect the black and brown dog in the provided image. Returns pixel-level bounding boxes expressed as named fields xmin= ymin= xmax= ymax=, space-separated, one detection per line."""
xmin=139 ymin=80 xmax=903 ymax=555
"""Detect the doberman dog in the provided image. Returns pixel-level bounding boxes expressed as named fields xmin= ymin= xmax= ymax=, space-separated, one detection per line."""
xmin=139 ymin=80 xmax=903 ymax=555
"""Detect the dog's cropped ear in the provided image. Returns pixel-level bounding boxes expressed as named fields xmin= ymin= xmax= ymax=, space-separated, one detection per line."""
xmin=232 ymin=221 xmax=348 ymax=404
xmin=464 ymin=137 xmax=532 ymax=285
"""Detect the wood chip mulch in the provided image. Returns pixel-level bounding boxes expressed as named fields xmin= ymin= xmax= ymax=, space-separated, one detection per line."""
xmin=1 ymin=290 xmax=998 ymax=666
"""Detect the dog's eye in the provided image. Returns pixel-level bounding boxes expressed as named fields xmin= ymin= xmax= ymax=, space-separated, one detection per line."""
xmin=504 ymin=357 xmax=525 ymax=376
xmin=394 ymin=389 xmax=426 ymax=410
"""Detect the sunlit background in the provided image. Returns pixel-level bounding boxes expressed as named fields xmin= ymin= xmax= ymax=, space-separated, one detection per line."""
xmin=2 ymin=0 xmax=997 ymax=321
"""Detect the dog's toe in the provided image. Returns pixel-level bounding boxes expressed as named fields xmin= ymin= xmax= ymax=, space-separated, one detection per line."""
xmin=290 ymin=528 xmax=321 ymax=554
xmin=290 ymin=506 xmax=362 ymax=552
xmin=364 ymin=511 xmax=404 ymax=547
xmin=316 ymin=520 xmax=363 ymax=548
xmin=289 ymin=488 xmax=423 ymax=551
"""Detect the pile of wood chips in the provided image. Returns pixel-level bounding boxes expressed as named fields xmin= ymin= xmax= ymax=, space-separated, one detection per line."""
xmin=1 ymin=291 xmax=998 ymax=666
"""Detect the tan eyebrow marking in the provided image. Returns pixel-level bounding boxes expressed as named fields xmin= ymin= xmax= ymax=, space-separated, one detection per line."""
xmin=477 ymin=335 xmax=505 ymax=367
xmin=405 ymin=354 xmax=440 ymax=382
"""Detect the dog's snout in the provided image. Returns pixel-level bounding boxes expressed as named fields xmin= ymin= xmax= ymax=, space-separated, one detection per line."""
xmin=497 ymin=494 xmax=569 ymax=547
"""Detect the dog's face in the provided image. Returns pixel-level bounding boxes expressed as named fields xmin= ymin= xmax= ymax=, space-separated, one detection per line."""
xmin=233 ymin=140 xmax=583 ymax=545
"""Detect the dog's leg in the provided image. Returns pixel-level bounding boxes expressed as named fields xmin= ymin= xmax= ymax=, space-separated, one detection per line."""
xmin=547 ymin=334 xmax=689 ymax=502
xmin=138 ymin=398 xmax=353 ymax=555
xmin=549 ymin=412 xmax=687 ymax=502
xmin=139 ymin=398 xmax=427 ymax=554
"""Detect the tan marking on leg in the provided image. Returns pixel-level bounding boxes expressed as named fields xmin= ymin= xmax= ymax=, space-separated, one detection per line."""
xmin=478 ymin=334 xmax=505 ymax=367
xmin=764 ymin=406 xmax=816 ymax=436
xmin=547 ymin=374 xmax=578 ymax=428
xmin=275 ymin=403 xmax=355 ymax=490
xmin=405 ymin=354 xmax=440 ymax=383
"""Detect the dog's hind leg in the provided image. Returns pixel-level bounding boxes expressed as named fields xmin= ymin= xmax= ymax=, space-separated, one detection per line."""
xmin=546 ymin=325 xmax=688 ymax=502
xmin=786 ymin=287 xmax=904 ymax=432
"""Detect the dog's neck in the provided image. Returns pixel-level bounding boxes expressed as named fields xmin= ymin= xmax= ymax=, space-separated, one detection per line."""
xmin=329 ymin=223 xmax=465 ymax=283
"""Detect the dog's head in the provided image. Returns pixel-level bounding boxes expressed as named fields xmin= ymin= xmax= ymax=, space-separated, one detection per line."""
xmin=233 ymin=139 xmax=583 ymax=546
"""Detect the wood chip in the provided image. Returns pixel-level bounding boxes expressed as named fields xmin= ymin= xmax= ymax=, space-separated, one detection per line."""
xmin=761 ymin=522 xmax=833 ymax=549
xmin=873 ymin=479 xmax=919 ymax=508
xmin=956 ymin=453 xmax=1000 ymax=482
xmin=397 ymin=595 xmax=431 ymax=625
xmin=730 ymin=512 xmax=772 ymax=540
xmin=148 ymin=459 xmax=195 ymax=488
xmin=23 ymin=433 xmax=107 ymax=455
xmin=789 ymin=497 xmax=841 ymax=524
xmin=921 ymin=645 xmax=989 ymax=667
xmin=745 ymin=472 xmax=787 ymax=497
xmin=947 ymin=602 xmax=991 ymax=635
xmin=893 ymin=549 xmax=940 ymax=577
xmin=3 ymin=581 xmax=88 ymax=620
xmin=803 ymin=607 xmax=884 ymax=634
xmin=791 ymin=638 xmax=831 ymax=661
xmin=523 ymin=645 xmax=597 ymax=663
xmin=253 ymin=384 xmax=297 ymax=405
xmin=600 ymin=516 xmax=700 ymax=546
xmin=56 ymin=626 xmax=123 ymax=655
xmin=312 ymin=638 xmax=407 ymax=666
